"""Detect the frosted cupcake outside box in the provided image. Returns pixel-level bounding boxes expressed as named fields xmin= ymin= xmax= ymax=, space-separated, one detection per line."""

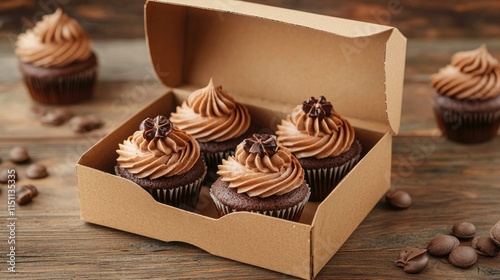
xmin=16 ymin=8 xmax=98 ymax=104
xmin=431 ymin=45 xmax=500 ymax=143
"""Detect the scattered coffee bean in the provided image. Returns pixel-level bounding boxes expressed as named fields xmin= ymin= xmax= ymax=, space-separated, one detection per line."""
xmin=395 ymin=248 xmax=428 ymax=274
xmin=26 ymin=163 xmax=48 ymax=179
xmin=490 ymin=220 xmax=500 ymax=247
xmin=9 ymin=146 xmax=30 ymax=164
xmin=452 ymin=222 xmax=476 ymax=239
xmin=427 ymin=235 xmax=460 ymax=257
xmin=70 ymin=114 xmax=103 ymax=133
xmin=15 ymin=185 xmax=38 ymax=205
xmin=0 ymin=168 xmax=17 ymax=184
xmin=385 ymin=190 xmax=412 ymax=209
xmin=471 ymin=236 xmax=500 ymax=257
xmin=40 ymin=107 xmax=74 ymax=126
xmin=448 ymin=246 xmax=477 ymax=269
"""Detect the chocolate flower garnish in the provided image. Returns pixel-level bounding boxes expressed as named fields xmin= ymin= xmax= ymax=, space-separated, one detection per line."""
xmin=301 ymin=96 xmax=333 ymax=121
xmin=140 ymin=115 xmax=173 ymax=141
xmin=243 ymin=134 xmax=279 ymax=157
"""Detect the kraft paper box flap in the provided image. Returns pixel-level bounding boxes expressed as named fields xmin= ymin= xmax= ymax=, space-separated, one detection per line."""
xmin=145 ymin=0 xmax=406 ymax=134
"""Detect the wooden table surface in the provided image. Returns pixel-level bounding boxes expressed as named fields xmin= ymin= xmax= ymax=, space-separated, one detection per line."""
xmin=1 ymin=31 xmax=500 ymax=280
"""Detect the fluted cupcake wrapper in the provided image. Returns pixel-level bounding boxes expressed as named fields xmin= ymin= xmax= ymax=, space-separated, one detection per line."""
xmin=150 ymin=166 xmax=207 ymax=210
xmin=23 ymin=66 xmax=97 ymax=105
xmin=434 ymin=106 xmax=500 ymax=144
xmin=210 ymin=187 xmax=311 ymax=222
xmin=305 ymin=149 xmax=361 ymax=202
xmin=202 ymin=150 xmax=235 ymax=184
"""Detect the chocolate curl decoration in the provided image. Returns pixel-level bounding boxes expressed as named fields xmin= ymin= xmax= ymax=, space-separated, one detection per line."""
xmin=301 ymin=96 xmax=333 ymax=121
xmin=140 ymin=115 xmax=173 ymax=141
xmin=243 ymin=134 xmax=279 ymax=157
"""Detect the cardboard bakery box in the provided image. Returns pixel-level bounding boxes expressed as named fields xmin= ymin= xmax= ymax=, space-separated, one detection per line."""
xmin=76 ymin=0 xmax=406 ymax=279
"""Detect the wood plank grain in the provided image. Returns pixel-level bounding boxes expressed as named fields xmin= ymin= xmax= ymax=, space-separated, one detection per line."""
xmin=1 ymin=33 xmax=500 ymax=279
xmin=2 ymin=0 xmax=500 ymax=39
xmin=0 ymin=137 xmax=499 ymax=279
xmin=0 ymin=80 xmax=165 ymax=140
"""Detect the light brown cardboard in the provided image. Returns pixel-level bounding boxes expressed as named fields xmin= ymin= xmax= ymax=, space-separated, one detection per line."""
xmin=77 ymin=1 xmax=406 ymax=279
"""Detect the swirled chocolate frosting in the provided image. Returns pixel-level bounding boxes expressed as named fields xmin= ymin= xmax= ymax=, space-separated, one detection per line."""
xmin=431 ymin=45 xmax=500 ymax=100
xmin=217 ymin=134 xmax=304 ymax=198
xmin=116 ymin=116 xmax=200 ymax=179
xmin=15 ymin=8 xmax=92 ymax=68
xmin=276 ymin=96 xmax=355 ymax=159
xmin=170 ymin=78 xmax=250 ymax=142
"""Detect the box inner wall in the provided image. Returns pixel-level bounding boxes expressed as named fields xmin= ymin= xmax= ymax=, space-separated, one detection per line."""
xmin=147 ymin=2 xmax=392 ymax=128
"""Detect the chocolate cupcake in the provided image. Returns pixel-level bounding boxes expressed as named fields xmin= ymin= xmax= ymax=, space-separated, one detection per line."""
xmin=170 ymin=78 xmax=251 ymax=182
xmin=116 ymin=115 xmax=206 ymax=209
xmin=276 ymin=96 xmax=361 ymax=201
xmin=431 ymin=45 xmax=500 ymax=144
xmin=15 ymin=9 xmax=98 ymax=104
xmin=210 ymin=134 xmax=310 ymax=222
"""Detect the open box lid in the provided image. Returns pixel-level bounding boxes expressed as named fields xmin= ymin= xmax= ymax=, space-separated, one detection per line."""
xmin=145 ymin=0 xmax=406 ymax=133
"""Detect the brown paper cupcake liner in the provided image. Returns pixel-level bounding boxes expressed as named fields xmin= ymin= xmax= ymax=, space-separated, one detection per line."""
xmin=305 ymin=149 xmax=361 ymax=202
xmin=150 ymin=166 xmax=207 ymax=210
xmin=202 ymin=150 xmax=235 ymax=184
xmin=210 ymin=187 xmax=311 ymax=222
xmin=23 ymin=66 xmax=97 ymax=105
xmin=434 ymin=106 xmax=500 ymax=144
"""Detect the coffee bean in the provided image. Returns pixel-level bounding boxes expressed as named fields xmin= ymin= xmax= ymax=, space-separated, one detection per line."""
xmin=449 ymin=246 xmax=477 ymax=269
xmin=427 ymin=235 xmax=460 ymax=257
xmin=471 ymin=236 xmax=500 ymax=257
xmin=40 ymin=107 xmax=74 ymax=126
xmin=9 ymin=146 xmax=30 ymax=164
xmin=395 ymin=247 xmax=428 ymax=274
xmin=0 ymin=168 xmax=17 ymax=184
xmin=26 ymin=163 xmax=48 ymax=179
xmin=16 ymin=184 xmax=38 ymax=205
xmin=490 ymin=220 xmax=500 ymax=247
xmin=452 ymin=222 xmax=476 ymax=239
xmin=385 ymin=190 xmax=412 ymax=209
xmin=70 ymin=114 xmax=103 ymax=133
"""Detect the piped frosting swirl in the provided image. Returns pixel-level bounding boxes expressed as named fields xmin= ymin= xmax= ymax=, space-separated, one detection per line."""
xmin=276 ymin=96 xmax=355 ymax=159
xmin=217 ymin=134 xmax=304 ymax=198
xmin=170 ymin=78 xmax=251 ymax=142
xmin=15 ymin=8 xmax=92 ymax=68
xmin=116 ymin=116 xmax=200 ymax=179
xmin=431 ymin=45 xmax=500 ymax=100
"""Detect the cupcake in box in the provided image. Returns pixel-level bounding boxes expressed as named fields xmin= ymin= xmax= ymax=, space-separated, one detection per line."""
xmin=210 ymin=134 xmax=310 ymax=222
xmin=116 ymin=115 xmax=206 ymax=209
xmin=431 ymin=45 xmax=500 ymax=143
xmin=170 ymin=78 xmax=251 ymax=181
xmin=276 ymin=96 xmax=361 ymax=201
xmin=15 ymin=8 xmax=98 ymax=104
